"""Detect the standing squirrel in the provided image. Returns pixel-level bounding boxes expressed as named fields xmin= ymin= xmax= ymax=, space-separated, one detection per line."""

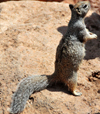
xmin=9 ymin=1 xmax=97 ymax=114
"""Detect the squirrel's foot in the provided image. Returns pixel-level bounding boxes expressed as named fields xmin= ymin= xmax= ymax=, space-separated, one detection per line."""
xmin=72 ymin=90 xmax=82 ymax=96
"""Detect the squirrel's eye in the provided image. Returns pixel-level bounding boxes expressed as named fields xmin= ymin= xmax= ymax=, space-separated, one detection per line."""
xmin=76 ymin=7 xmax=79 ymax=11
xmin=83 ymin=4 xmax=87 ymax=8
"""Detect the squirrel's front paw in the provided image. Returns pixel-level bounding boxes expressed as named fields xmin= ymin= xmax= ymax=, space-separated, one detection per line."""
xmin=91 ymin=33 xmax=97 ymax=39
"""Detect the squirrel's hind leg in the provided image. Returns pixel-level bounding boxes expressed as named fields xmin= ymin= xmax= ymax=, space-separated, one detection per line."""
xmin=66 ymin=73 xmax=82 ymax=96
xmin=72 ymin=90 xmax=82 ymax=96
xmin=68 ymin=80 xmax=82 ymax=96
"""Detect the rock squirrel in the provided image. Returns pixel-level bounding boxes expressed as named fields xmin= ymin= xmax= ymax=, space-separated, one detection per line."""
xmin=9 ymin=1 xmax=97 ymax=114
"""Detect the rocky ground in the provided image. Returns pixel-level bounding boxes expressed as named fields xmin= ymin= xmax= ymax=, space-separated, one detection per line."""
xmin=0 ymin=1 xmax=100 ymax=114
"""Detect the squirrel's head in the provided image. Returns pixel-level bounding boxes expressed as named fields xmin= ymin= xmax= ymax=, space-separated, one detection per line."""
xmin=69 ymin=1 xmax=90 ymax=18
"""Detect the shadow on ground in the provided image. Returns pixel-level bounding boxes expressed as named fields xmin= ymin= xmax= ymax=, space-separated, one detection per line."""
xmin=47 ymin=82 xmax=72 ymax=95
xmin=85 ymin=13 xmax=100 ymax=60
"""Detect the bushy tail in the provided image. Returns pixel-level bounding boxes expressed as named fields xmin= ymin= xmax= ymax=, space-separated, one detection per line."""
xmin=9 ymin=75 xmax=49 ymax=114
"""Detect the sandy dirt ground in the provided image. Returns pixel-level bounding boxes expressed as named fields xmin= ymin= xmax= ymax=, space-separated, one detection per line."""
xmin=0 ymin=1 xmax=100 ymax=114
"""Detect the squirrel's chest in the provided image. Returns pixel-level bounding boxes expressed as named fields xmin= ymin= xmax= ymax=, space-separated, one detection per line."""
xmin=61 ymin=41 xmax=85 ymax=60
xmin=56 ymin=41 xmax=85 ymax=69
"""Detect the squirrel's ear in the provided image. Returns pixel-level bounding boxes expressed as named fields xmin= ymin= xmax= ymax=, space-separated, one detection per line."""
xmin=69 ymin=4 xmax=74 ymax=10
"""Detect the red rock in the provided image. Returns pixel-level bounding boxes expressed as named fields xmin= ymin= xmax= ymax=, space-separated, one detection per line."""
xmin=0 ymin=1 xmax=100 ymax=114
